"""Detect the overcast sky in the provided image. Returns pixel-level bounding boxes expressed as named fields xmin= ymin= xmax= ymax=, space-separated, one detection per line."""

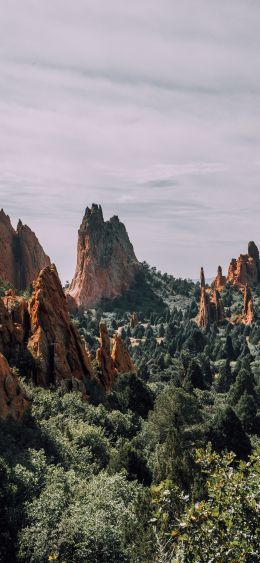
xmin=1 ymin=0 xmax=259 ymax=281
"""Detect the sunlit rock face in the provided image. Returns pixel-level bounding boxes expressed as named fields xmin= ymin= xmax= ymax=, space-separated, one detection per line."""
xmin=96 ymin=322 xmax=136 ymax=389
xmin=27 ymin=264 xmax=94 ymax=391
xmin=0 ymin=209 xmax=50 ymax=290
xmin=243 ymin=285 xmax=254 ymax=325
xmin=198 ymin=268 xmax=225 ymax=328
xmin=67 ymin=204 xmax=139 ymax=310
xmin=227 ymin=242 xmax=260 ymax=287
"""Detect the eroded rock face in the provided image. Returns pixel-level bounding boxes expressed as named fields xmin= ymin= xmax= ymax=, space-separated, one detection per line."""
xmin=67 ymin=204 xmax=139 ymax=310
xmin=227 ymin=242 xmax=260 ymax=287
xmin=243 ymin=285 xmax=254 ymax=325
xmin=0 ymin=209 xmax=50 ymax=290
xmin=27 ymin=264 xmax=94 ymax=391
xmin=198 ymin=268 xmax=225 ymax=328
xmin=0 ymin=353 xmax=29 ymax=419
xmin=212 ymin=266 xmax=226 ymax=292
xmin=96 ymin=322 xmax=136 ymax=389
xmin=111 ymin=332 xmax=137 ymax=375
xmin=96 ymin=322 xmax=117 ymax=389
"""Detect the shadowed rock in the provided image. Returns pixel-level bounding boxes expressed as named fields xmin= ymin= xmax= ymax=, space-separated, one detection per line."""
xmin=0 ymin=209 xmax=50 ymax=290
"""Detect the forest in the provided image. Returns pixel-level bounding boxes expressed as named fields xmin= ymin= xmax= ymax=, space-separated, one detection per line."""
xmin=0 ymin=263 xmax=259 ymax=562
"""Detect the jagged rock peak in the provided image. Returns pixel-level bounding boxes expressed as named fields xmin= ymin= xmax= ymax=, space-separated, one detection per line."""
xmin=200 ymin=267 xmax=205 ymax=288
xmin=28 ymin=264 xmax=94 ymax=391
xmin=227 ymin=241 xmax=260 ymax=287
xmin=111 ymin=332 xmax=137 ymax=375
xmin=67 ymin=203 xmax=139 ymax=309
xmin=198 ymin=269 xmax=225 ymax=328
xmin=248 ymin=241 xmax=259 ymax=262
xmin=96 ymin=322 xmax=136 ymax=389
xmin=212 ymin=265 xmax=226 ymax=292
xmin=96 ymin=322 xmax=117 ymax=389
xmin=0 ymin=210 xmax=50 ymax=290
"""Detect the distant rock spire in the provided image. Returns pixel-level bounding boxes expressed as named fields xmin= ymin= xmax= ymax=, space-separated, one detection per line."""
xmin=67 ymin=203 xmax=139 ymax=310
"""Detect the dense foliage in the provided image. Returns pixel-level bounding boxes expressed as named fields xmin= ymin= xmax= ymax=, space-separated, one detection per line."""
xmin=0 ymin=265 xmax=259 ymax=562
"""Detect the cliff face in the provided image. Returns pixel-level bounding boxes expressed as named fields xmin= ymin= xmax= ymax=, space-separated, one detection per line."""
xmin=0 ymin=210 xmax=50 ymax=290
xmin=28 ymin=264 xmax=94 ymax=391
xmin=0 ymin=353 xmax=29 ymax=420
xmin=67 ymin=204 xmax=139 ymax=310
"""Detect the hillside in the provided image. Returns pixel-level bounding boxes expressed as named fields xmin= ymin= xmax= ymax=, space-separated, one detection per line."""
xmin=0 ymin=211 xmax=259 ymax=562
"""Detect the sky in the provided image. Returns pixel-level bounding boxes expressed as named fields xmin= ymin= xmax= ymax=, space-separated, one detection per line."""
xmin=0 ymin=0 xmax=260 ymax=282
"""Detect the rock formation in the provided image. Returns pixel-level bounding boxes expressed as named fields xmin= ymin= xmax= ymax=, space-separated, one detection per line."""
xmin=227 ymin=242 xmax=260 ymax=287
xmin=0 ymin=353 xmax=29 ymax=419
xmin=96 ymin=322 xmax=117 ymax=389
xmin=111 ymin=332 xmax=137 ymax=375
xmin=67 ymin=204 xmax=139 ymax=310
xmin=96 ymin=322 xmax=136 ymax=389
xmin=243 ymin=285 xmax=254 ymax=325
xmin=212 ymin=266 xmax=226 ymax=292
xmin=0 ymin=209 xmax=50 ymax=290
xmin=27 ymin=264 xmax=94 ymax=391
xmin=198 ymin=268 xmax=225 ymax=328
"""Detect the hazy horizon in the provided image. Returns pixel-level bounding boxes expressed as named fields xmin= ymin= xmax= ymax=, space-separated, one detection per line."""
xmin=1 ymin=1 xmax=259 ymax=282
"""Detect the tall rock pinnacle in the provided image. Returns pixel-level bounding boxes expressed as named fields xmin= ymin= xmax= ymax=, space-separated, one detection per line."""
xmin=0 ymin=210 xmax=50 ymax=290
xmin=67 ymin=204 xmax=139 ymax=309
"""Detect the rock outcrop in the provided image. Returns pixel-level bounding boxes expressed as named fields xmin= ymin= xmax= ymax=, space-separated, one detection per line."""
xmin=96 ymin=322 xmax=117 ymax=389
xmin=227 ymin=242 xmax=260 ymax=287
xmin=212 ymin=266 xmax=226 ymax=292
xmin=0 ymin=353 xmax=29 ymax=419
xmin=111 ymin=332 xmax=137 ymax=375
xmin=96 ymin=322 xmax=136 ymax=389
xmin=243 ymin=285 xmax=254 ymax=325
xmin=67 ymin=204 xmax=139 ymax=310
xmin=27 ymin=264 xmax=94 ymax=391
xmin=198 ymin=268 xmax=225 ymax=328
xmin=0 ymin=209 xmax=50 ymax=290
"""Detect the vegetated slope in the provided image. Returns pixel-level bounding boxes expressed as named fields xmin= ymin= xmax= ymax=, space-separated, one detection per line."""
xmin=0 ymin=257 xmax=259 ymax=562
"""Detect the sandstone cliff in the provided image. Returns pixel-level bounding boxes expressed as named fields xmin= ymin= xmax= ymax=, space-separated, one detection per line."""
xmin=0 ymin=209 xmax=50 ymax=290
xmin=0 ymin=353 xmax=29 ymax=420
xmin=67 ymin=204 xmax=139 ymax=310
xmin=27 ymin=264 xmax=94 ymax=391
